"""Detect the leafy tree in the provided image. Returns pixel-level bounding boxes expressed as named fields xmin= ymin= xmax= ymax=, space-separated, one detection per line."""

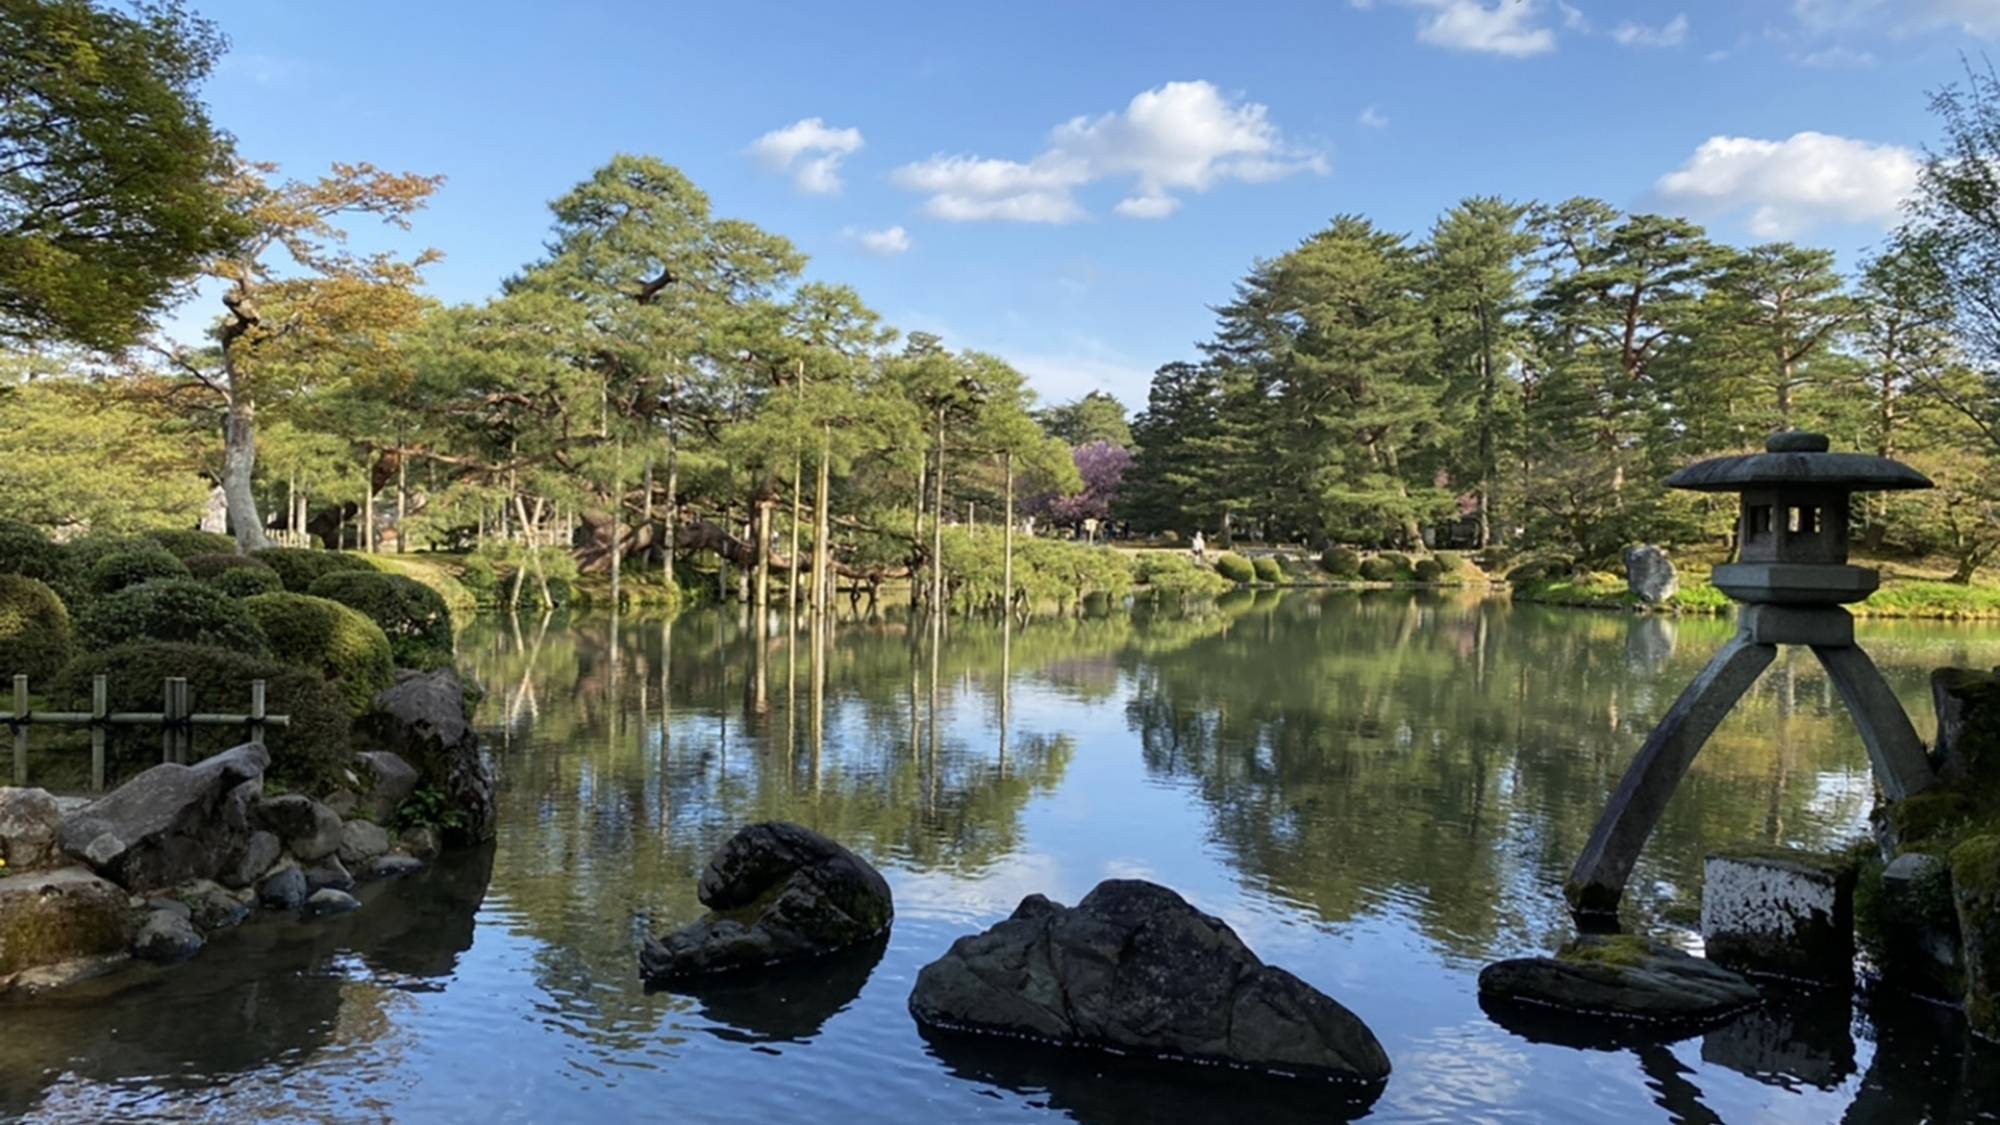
xmin=1 ymin=0 xmax=242 ymax=350
xmin=0 ymin=376 xmax=209 ymax=532
xmin=1037 ymin=390 xmax=1132 ymax=447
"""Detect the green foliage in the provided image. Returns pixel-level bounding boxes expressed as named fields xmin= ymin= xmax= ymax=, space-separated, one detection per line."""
xmin=1213 ymin=552 xmax=1255 ymax=584
xmin=307 ymin=570 xmax=454 ymax=669
xmin=0 ymin=517 xmax=74 ymax=596
xmin=1507 ymin=556 xmax=1576 ymax=588
xmin=244 ymin=593 xmax=393 ymax=716
xmin=391 ymin=784 xmax=467 ymax=835
xmin=86 ymin=545 xmax=189 ymax=595
xmin=188 ymin=553 xmax=284 ymax=598
xmin=1038 ymin=391 xmax=1132 ymax=448
xmin=252 ymin=547 xmax=374 ymax=593
xmin=1320 ymin=546 xmax=1362 ymax=578
xmin=456 ymin=553 xmax=501 ymax=606
xmin=935 ymin=527 xmax=1134 ymax=611
xmin=51 ymin=642 xmax=350 ymax=791
xmin=0 ymin=0 xmax=242 ymax=351
xmin=77 ymin=578 xmax=269 ymax=654
xmin=1251 ymin=555 xmax=1284 ymax=584
xmin=361 ymin=554 xmax=479 ymax=623
xmin=1133 ymin=553 xmax=1232 ymax=600
xmin=0 ymin=574 xmax=73 ymax=680
xmin=1358 ymin=556 xmax=1405 ymax=583
xmin=144 ymin=529 xmax=237 ymax=561
xmin=1413 ymin=557 xmax=1444 ymax=583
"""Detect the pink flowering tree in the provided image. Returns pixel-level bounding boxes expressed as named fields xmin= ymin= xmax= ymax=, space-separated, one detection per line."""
xmin=1039 ymin=440 xmax=1131 ymax=533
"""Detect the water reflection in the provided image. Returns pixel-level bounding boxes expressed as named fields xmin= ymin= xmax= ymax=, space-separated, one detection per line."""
xmin=15 ymin=592 xmax=2000 ymax=1122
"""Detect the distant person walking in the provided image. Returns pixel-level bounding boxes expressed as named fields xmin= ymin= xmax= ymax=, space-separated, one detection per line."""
xmin=1191 ymin=530 xmax=1206 ymax=563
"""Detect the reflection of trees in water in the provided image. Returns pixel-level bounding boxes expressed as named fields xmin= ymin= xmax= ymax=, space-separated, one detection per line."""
xmin=0 ymin=847 xmax=494 ymax=1120
xmin=1124 ymin=593 xmax=1920 ymax=960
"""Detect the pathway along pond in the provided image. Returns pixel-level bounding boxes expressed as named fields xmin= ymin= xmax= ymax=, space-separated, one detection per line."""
xmin=7 ymin=590 xmax=2000 ymax=1122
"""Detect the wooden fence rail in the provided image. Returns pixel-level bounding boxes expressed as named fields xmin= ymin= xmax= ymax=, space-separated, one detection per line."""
xmin=3 ymin=674 xmax=292 ymax=791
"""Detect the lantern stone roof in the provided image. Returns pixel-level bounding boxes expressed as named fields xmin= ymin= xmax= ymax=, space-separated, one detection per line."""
xmin=1666 ymin=431 xmax=1932 ymax=494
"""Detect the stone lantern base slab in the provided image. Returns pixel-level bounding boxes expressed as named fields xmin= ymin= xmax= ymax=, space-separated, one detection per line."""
xmin=1701 ymin=848 xmax=1857 ymax=985
xmin=1712 ymin=563 xmax=1878 ymax=605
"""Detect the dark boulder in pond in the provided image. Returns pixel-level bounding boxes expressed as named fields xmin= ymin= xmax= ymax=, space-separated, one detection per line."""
xmin=57 ymin=743 xmax=269 ymax=892
xmin=361 ymin=669 xmax=494 ymax=844
xmin=638 ymin=821 xmax=893 ymax=982
xmin=907 ymin=880 xmax=1391 ymax=1087
xmin=1479 ymin=934 xmax=1761 ymax=1026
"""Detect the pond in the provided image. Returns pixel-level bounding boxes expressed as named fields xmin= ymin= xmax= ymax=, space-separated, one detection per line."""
xmin=7 ymin=589 xmax=2000 ymax=1122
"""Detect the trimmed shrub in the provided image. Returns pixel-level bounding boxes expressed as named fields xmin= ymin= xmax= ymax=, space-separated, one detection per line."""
xmin=1134 ymin=553 xmax=1232 ymax=600
xmin=185 ymin=552 xmax=269 ymax=580
xmin=1413 ymin=557 xmax=1444 ymax=583
xmin=78 ymin=579 xmax=269 ymax=655
xmin=86 ymin=546 xmax=190 ymax=595
xmin=1213 ymin=552 xmax=1255 ymax=584
xmin=1251 ymin=556 xmax=1284 ymax=584
xmin=1378 ymin=551 xmax=1412 ymax=573
xmin=214 ymin=566 xmax=284 ymax=598
xmin=244 ymin=593 xmax=394 ymax=715
xmin=253 ymin=547 xmax=374 ymax=593
xmin=0 ymin=518 xmax=75 ymax=594
xmin=1320 ymin=546 xmax=1362 ymax=578
xmin=457 ymin=553 xmax=501 ymax=606
xmin=145 ymin=529 xmax=238 ymax=561
xmin=52 ymin=643 xmax=350 ymax=791
xmin=1507 ymin=555 xmax=1575 ymax=588
xmin=1358 ymin=556 xmax=1401 ymax=582
xmin=308 ymin=571 xmax=453 ymax=668
xmin=0 ymin=574 xmax=75 ymax=681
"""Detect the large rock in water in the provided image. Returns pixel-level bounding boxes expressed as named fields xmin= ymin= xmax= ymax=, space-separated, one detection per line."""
xmin=0 ymin=866 xmax=134 ymax=980
xmin=56 ymin=743 xmax=270 ymax=892
xmin=640 ymin=821 xmax=893 ymax=981
xmin=908 ymin=880 xmax=1392 ymax=1086
xmin=1479 ymin=934 xmax=1760 ymax=1025
xmin=0 ymin=787 xmax=62 ymax=870
xmin=1625 ymin=544 xmax=1679 ymax=606
xmin=361 ymin=670 xmax=494 ymax=844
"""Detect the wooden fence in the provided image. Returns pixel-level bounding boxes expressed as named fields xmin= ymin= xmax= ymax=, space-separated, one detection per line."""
xmin=2 ymin=674 xmax=291 ymax=791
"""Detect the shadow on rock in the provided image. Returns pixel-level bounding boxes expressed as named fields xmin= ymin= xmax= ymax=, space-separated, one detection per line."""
xmin=917 ymin=1024 xmax=1384 ymax=1125
xmin=657 ymin=935 xmax=886 ymax=1044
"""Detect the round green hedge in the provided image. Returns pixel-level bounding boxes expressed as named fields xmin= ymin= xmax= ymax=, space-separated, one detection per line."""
xmin=1358 ymin=556 xmax=1401 ymax=582
xmin=1320 ymin=546 xmax=1362 ymax=578
xmin=244 ymin=593 xmax=393 ymax=715
xmin=0 ymin=574 xmax=74 ymax=681
xmin=52 ymin=642 xmax=351 ymax=791
xmin=307 ymin=570 xmax=453 ymax=669
xmin=1213 ymin=552 xmax=1255 ymax=584
xmin=77 ymin=579 xmax=269 ymax=655
xmin=0 ymin=519 xmax=76 ymax=596
xmin=145 ymin=529 xmax=238 ymax=561
xmin=186 ymin=553 xmax=284 ymax=598
xmin=1413 ymin=557 xmax=1444 ymax=583
xmin=1251 ymin=556 xmax=1284 ymax=583
xmin=252 ymin=547 xmax=375 ymax=593
xmin=86 ymin=546 xmax=190 ymax=596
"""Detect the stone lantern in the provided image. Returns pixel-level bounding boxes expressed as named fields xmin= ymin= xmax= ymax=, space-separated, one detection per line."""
xmin=1566 ymin=432 xmax=1939 ymax=919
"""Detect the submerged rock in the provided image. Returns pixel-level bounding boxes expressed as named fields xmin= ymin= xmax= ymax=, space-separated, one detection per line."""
xmin=1479 ymin=934 xmax=1760 ymax=1025
xmin=57 ymin=743 xmax=270 ymax=892
xmin=132 ymin=908 xmax=204 ymax=964
xmin=361 ymin=669 xmax=494 ymax=844
xmin=0 ymin=867 xmax=134 ymax=979
xmin=639 ymin=821 xmax=893 ymax=981
xmin=0 ymin=787 xmax=62 ymax=870
xmin=304 ymin=888 xmax=360 ymax=918
xmin=367 ymin=853 xmax=425 ymax=880
xmin=907 ymin=880 xmax=1391 ymax=1086
xmin=258 ymin=865 xmax=308 ymax=911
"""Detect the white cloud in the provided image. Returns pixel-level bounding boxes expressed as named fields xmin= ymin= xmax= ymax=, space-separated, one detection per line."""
xmin=1407 ymin=0 xmax=1557 ymax=57
xmin=892 ymin=80 xmax=1325 ymax=224
xmin=748 ymin=117 xmax=864 ymax=194
xmin=1358 ymin=104 xmax=1390 ymax=128
xmin=1654 ymin=131 xmax=1919 ymax=237
xmin=1557 ymin=1 xmax=1589 ymax=31
xmin=1797 ymin=45 xmax=1877 ymax=68
xmin=1793 ymin=0 xmax=2000 ymax=38
xmin=844 ymin=225 xmax=911 ymax=255
xmin=1612 ymin=13 xmax=1689 ymax=47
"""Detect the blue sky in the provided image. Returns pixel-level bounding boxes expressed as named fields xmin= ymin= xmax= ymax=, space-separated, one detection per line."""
xmin=184 ymin=0 xmax=1994 ymax=410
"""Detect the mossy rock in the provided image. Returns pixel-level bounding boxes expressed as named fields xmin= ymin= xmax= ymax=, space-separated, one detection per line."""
xmin=1885 ymin=790 xmax=1979 ymax=853
xmin=0 ymin=574 xmax=74 ymax=681
xmin=0 ymin=867 xmax=134 ymax=978
xmin=1250 ymin=556 xmax=1283 ymax=584
xmin=1951 ymin=834 xmax=2000 ymax=1039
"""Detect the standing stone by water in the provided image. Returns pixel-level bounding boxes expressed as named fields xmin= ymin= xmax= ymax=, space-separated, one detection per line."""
xmin=1701 ymin=848 xmax=1856 ymax=985
xmin=639 ymin=821 xmax=893 ymax=981
xmin=1479 ymin=934 xmax=1760 ymax=1025
xmin=908 ymin=880 xmax=1392 ymax=1086
xmin=57 ymin=744 xmax=270 ymax=892
xmin=1624 ymin=544 xmax=1679 ymax=605
xmin=362 ymin=669 xmax=495 ymax=844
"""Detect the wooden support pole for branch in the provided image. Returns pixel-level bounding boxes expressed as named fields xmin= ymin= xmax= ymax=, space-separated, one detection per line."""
xmin=12 ymin=674 xmax=26 ymax=786
xmin=250 ymin=679 xmax=267 ymax=746
xmin=90 ymin=674 xmax=107 ymax=791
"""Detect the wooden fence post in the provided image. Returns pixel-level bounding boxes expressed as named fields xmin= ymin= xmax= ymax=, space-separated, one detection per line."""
xmin=250 ymin=679 xmax=266 ymax=745
xmin=12 ymin=674 xmax=26 ymax=786
xmin=90 ymin=674 xmax=107 ymax=791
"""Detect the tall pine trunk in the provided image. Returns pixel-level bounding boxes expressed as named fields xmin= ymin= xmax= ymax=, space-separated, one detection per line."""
xmin=813 ymin=424 xmax=832 ymax=616
xmin=930 ymin=407 xmax=945 ymax=614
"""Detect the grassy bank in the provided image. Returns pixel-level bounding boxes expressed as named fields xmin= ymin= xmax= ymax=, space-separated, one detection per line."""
xmin=1511 ymin=554 xmax=2000 ymax=620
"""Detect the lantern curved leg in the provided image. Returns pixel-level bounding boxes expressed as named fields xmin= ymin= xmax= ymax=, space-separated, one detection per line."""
xmin=1812 ymin=644 xmax=1936 ymax=801
xmin=1567 ymin=633 xmax=1778 ymax=921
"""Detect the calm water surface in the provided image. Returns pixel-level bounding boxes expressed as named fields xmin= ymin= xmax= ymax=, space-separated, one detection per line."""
xmin=8 ymin=590 xmax=2000 ymax=1123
